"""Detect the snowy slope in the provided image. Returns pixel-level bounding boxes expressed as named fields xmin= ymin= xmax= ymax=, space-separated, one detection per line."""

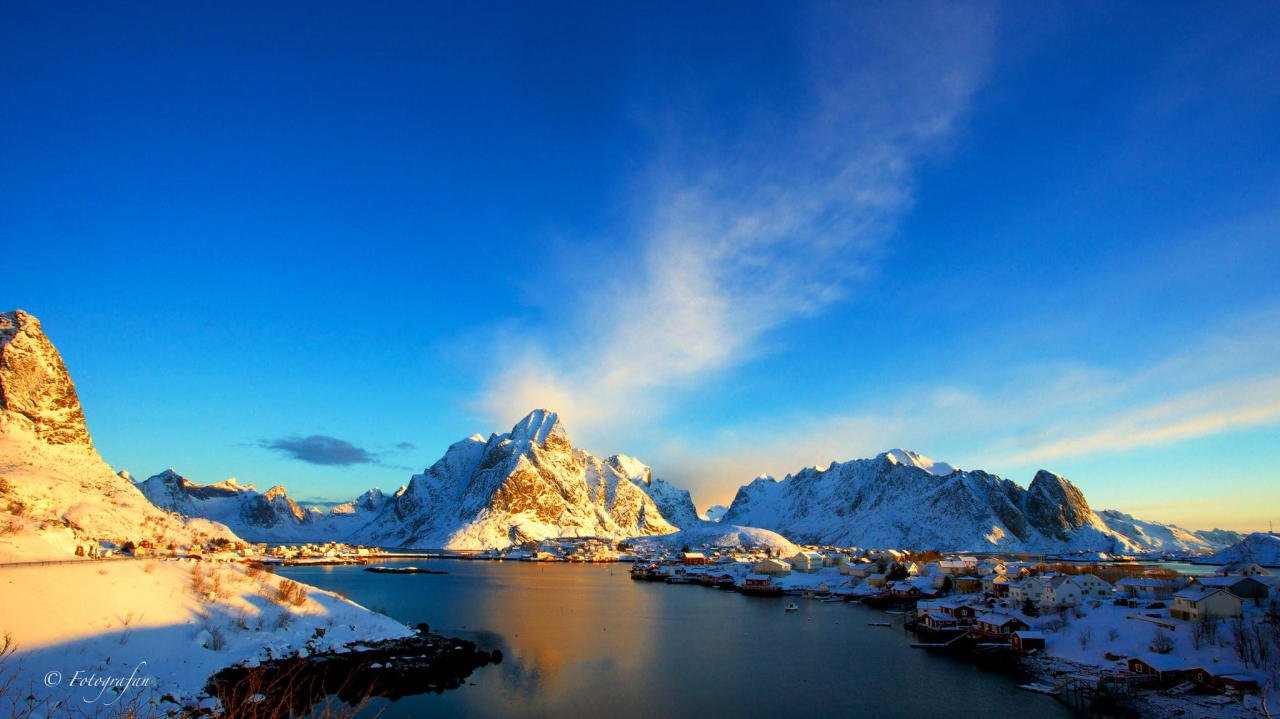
xmin=636 ymin=521 xmax=799 ymax=555
xmin=701 ymin=504 xmax=728 ymax=522
xmin=722 ymin=451 xmax=1231 ymax=553
xmin=881 ymin=448 xmax=959 ymax=476
xmin=1097 ymin=510 xmax=1242 ymax=553
xmin=0 ymin=559 xmax=411 ymax=716
xmin=0 ymin=429 xmax=240 ymax=561
xmin=1206 ymin=532 xmax=1280 ymax=566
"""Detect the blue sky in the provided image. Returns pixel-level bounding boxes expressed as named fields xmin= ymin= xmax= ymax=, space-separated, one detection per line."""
xmin=4 ymin=2 xmax=1278 ymax=530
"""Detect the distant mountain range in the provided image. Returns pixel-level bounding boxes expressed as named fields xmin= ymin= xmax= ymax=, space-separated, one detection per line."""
xmin=0 ymin=309 xmax=1249 ymax=555
xmin=721 ymin=449 xmax=1242 ymax=553
xmin=136 ymin=425 xmax=1242 ymax=554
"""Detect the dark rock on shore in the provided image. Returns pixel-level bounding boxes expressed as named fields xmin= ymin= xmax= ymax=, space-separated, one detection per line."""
xmin=203 ymin=629 xmax=500 ymax=717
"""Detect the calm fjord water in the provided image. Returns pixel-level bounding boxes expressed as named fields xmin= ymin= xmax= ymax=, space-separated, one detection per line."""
xmin=281 ymin=560 xmax=1075 ymax=719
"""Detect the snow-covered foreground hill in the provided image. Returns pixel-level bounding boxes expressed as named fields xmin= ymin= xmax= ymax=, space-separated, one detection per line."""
xmin=0 ymin=560 xmax=411 ymax=716
xmin=0 ymin=309 xmax=416 ymax=715
xmin=0 ymin=311 xmax=239 ymax=562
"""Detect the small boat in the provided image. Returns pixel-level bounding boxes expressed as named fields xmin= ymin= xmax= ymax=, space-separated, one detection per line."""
xmin=785 ymin=602 xmax=799 ymax=612
xmin=866 ymin=622 xmax=891 ymax=627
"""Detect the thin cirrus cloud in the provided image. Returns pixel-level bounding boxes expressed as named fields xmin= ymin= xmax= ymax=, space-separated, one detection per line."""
xmin=473 ymin=4 xmax=997 ymax=441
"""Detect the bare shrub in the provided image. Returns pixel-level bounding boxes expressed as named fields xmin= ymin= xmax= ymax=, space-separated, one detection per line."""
xmin=274 ymin=579 xmax=308 ymax=607
xmin=1150 ymin=628 xmax=1175 ymax=654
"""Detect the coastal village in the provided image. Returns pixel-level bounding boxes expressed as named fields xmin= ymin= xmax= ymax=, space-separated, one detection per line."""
xmin=71 ymin=529 xmax=1280 ymax=716
xmin=624 ymin=543 xmax=1278 ymax=717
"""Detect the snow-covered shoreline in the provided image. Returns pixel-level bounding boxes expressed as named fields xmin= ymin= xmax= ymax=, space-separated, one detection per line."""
xmin=0 ymin=558 xmax=413 ymax=717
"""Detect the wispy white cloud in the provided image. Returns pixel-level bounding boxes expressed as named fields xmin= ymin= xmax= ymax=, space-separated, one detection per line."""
xmin=648 ymin=306 xmax=1280 ymax=507
xmin=473 ymin=4 xmax=997 ymax=441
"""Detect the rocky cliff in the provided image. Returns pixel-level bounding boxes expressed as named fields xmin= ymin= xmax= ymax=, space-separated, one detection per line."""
xmin=0 ymin=310 xmax=92 ymax=448
xmin=0 ymin=310 xmax=239 ymax=560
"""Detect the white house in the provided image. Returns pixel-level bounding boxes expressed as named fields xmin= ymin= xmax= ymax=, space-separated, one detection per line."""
xmin=753 ymin=558 xmax=793 ymax=577
xmin=1171 ymin=587 xmax=1243 ymax=621
xmin=1070 ymin=573 xmax=1113 ymax=600
xmin=1041 ymin=576 xmax=1082 ymax=608
xmin=789 ymin=551 xmax=825 ymax=573
xmin=1008 ymin=576 xmax=1046 ymax=604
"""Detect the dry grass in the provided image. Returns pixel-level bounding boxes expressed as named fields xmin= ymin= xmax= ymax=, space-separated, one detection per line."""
xmin=274 ymin=579 xmax=308 ymax=607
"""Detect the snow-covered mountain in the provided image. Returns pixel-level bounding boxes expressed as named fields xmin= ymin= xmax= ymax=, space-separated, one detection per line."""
xmin=0 ymin=310 xmax=240 ymax=560
xmin=1097 ymin=510 xmax=1242 ymax=553
xmin=1205 ymin=533 xmax=1280 ymax=566
xmin=607 ymin=453 xmax=701 ymax=528
xmin=702 ymin=504 xmax=728 ymax=522
xmin=353 ymin=410 xmax=679 ymax=549
xmin=132 ymin=411 xmax=700 ymax=550
xmin=721 ymin=449 xmax=1235 ymax=553
xmin=134 ymin=469 xmax=391 ymax=543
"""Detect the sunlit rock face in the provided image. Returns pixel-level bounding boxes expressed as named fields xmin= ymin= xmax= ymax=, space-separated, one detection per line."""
xmin=0 ymin=310 xmax=93 ymax=448
xmin=362 ymin=410 xmax=679 ymax=550
xmin=607 ymin=453 xmax=701 ymax=528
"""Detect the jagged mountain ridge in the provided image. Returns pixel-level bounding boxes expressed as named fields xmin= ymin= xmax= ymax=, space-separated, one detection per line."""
xmin=722 ymin=450 xmax=1238 ymax=553
xmin=133 ymin=469 xmax=391 ymax=543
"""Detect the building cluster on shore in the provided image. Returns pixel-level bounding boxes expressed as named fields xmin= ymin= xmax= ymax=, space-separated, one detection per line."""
xmin=82 ymin=537 xmax=383 ymax=565
xmin=631 ymin=544 xmax=1279 ymax=714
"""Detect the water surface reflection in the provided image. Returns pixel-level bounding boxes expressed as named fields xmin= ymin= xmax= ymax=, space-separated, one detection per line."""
xmin=282 ymin=560 xmax=1076 ymax=718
